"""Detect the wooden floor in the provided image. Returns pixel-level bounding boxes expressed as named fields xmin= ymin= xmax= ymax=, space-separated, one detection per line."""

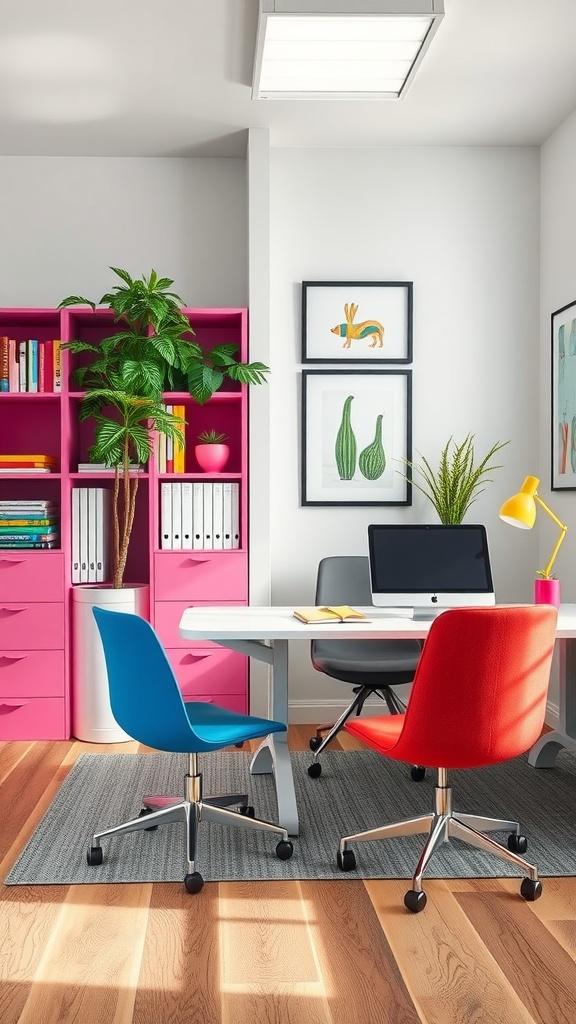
xmin=1 ymin=726 xmax=576 ymax=1024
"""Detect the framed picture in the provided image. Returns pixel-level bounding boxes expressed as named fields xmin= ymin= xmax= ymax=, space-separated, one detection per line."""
xmin=301 ymin=369 xmax=412 ymax=506
xmin=552 ymin=298 xmax=576 ymax=490
xmin=302 ymin=281 xmax=413 ymax=364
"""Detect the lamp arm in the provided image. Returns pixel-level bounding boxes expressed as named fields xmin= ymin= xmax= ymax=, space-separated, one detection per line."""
xmin=535 ymin=494 xmax=568 ymax=579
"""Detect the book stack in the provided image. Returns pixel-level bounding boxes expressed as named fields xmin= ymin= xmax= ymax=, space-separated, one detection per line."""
xmin=0 ymin=337 xmax=61 ymax=393
xmin=0 ymin=500 xmax=60 ymax=549
xmin=157 ymin=404 xmax=186 ymax=473
xmin=71 ymin=487 xmax=111 ymax=583
xmin=77 ymin=462 xmax=143 ymax=472
xmin=160 ymin=480 xmax=239 ymax=550
xmin=0 ymin=453 xmax=58 ymax=473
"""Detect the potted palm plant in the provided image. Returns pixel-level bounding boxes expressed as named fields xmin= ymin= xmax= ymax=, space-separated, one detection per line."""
xmin=60 ymin=267 xmax=269 ymax=741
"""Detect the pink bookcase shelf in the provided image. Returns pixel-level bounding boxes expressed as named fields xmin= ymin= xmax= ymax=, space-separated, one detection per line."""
xmin=0 ymin=305 xmax=250 ymax=739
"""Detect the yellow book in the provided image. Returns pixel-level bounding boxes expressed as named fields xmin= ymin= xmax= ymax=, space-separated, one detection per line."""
xmin=293 ymin=605 xmax=370 ymax=624
xmin=173 ymin=404 xmax=186 ymax=473
xmin=53 ymin=339 xmax=61 ymax=393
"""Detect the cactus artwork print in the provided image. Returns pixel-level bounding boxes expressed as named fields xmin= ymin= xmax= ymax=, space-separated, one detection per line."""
xmin=301 ymin=369 xmax=411 ymax=506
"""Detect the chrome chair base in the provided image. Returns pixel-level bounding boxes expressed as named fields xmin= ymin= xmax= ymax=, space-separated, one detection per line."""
xmin=88 ymin=752 xmax=290 ymax=878
xmin=338 ymin=767 xmax=540 ymax=908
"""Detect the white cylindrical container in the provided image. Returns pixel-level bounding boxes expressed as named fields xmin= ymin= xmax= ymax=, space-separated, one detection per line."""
xmin=72 ymin=584 xmax=150 ymax=743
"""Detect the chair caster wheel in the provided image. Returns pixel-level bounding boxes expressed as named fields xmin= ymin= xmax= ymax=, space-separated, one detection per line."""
xmin=520 ymin=877 xmax=542 ymax=901
xmin=307 ymin=762 xmax=322 ymax=778
xmin=410 ymin=765 xmax=426 ymax=782
xmin=87 ymin=846 xmax=103 ymax=866
xmin=309 ymin=736 xmax=322 ymax=752
xmin=234 ymin=742 xmax=244 ymax=748
xmin=404 ymin=889 xmax=427 ymax=913
xmin=276 ymin=840 xmax=293 ymax=861
xmin=139 ymin=807 xmax=159 ymax=831
xmin=239 ymin=805 xmax=255 ymax=817
xmin=337 ymin=849 xmax=356 ymax=871
xmin=507 ymin=833 xmax=527 ymax=854
xmin=184 ymin=871 xmax=204 ymax=894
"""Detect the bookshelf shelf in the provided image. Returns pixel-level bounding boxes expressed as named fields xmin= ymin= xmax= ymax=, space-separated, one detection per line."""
xmin=0 ymin=305 xmax=249 ymax=739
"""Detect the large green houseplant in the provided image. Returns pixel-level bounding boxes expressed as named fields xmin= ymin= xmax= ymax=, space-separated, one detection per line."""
xmin=403 ymin=434 xmax=509 ymax=525
xmin=60 ymin=268 xmax=270 ymax=589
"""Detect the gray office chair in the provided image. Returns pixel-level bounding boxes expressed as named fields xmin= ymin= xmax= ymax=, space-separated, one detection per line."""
xmin=307 ymin=555 xmax=423 ymax=779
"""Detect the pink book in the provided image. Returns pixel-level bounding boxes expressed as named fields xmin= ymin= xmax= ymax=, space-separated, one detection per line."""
xmin=43 ymin=340 xmax=54 ymax=392
xmin=8 ymin=338 xmax=18 ymax=392
xmin=38 ymin=340 xmax=46 ymax=392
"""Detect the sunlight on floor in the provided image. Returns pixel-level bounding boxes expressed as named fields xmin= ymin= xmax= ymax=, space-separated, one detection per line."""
xmin=218 ymin=891 xmax=330 ymax=996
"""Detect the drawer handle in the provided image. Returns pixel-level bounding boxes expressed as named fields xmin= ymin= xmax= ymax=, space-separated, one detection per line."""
xmin=0 ymin=558 xmax=26 ymax=569
xmin=180 ymin=558 xmax=209 ymax=568
xmin=0 ymin=656 xmax=27 ymax=667
xmin=0 ymin=701 xmax=29 ymax=713
xmin=180 ymin=653 xmax=209 ymax=666
xmin=0 ymin=607 xmax=27 ymax=618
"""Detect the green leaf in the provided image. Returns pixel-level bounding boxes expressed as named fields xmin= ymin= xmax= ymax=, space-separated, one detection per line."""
xmin=187 ymin=363 xmax=224 ymax=404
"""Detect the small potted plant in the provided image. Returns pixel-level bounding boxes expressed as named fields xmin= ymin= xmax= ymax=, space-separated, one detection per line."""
xmin=195 ymin=429 xmax=230 ymax=473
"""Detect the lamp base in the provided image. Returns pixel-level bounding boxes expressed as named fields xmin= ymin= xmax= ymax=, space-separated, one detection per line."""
xmin=534 ymin=578 xmax=561 ymax=609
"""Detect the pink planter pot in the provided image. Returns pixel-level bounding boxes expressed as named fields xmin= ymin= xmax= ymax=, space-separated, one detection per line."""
xmin=534 ymin=577 xmax=561 ymax=609
xmin=195 ymin=443 xmax=230 ymax=473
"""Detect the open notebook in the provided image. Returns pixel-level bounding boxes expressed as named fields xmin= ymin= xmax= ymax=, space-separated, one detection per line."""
xmin=293 ymin=605 xmax=370 ymax=624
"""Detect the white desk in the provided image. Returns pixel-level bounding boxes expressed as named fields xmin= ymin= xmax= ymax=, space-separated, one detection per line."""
xmin=179 ymin=603 xmax=576 ymax=836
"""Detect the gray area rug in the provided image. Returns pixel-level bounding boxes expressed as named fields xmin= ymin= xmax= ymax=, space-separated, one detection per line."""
xmin=6 ymin=749 xmax=576 ymax=885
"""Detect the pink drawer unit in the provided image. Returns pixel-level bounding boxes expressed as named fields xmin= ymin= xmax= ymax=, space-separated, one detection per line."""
xmin=154 ymin=551 xmax=247 ymax=602
xmin=0 ymin=603 xmax=65 ymax=650
xmin=0 ymin=552 xmax=64 ymax=602
xmin=0 ymin=697 xmax=66 ymax=740
xmin=154 ymin=600 xmax=246 ymax=649
xmin=0 ymin=650 xmax=66 ymax=697
xmin=166 ymin=647 xmax=247 ymax=697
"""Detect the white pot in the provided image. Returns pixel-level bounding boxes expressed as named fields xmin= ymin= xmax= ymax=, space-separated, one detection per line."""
xmin=71 ymin=584 xmax=150 ymax=743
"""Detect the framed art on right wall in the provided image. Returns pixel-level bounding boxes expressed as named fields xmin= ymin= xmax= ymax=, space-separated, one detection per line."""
xmin=552 ymin=298 xmax=576 ymax=490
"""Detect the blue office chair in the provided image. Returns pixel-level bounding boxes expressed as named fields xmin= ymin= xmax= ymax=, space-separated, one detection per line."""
xmin=89 ymin=607 xmax=294 ymax=893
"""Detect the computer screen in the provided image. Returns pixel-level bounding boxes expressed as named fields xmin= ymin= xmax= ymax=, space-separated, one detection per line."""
xmin=368 ymin=524 xmax=495 ymax=619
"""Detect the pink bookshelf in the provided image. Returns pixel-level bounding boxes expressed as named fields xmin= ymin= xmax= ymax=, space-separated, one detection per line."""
xmin=0 ymin=306 xmax=249 ymax=739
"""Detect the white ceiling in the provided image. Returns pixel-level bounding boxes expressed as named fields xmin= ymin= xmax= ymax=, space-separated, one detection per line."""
xmin=1 ymin=0 xmax=576 ymax=158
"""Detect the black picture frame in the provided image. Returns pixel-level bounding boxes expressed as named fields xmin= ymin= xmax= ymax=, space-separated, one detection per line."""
xmin=551 ymin=298 xmax=576 ymax=490
xmin=302 ymin=281 xmax=413 ymax=364
xmin=301 ymin=369 xmax=412 ymax=507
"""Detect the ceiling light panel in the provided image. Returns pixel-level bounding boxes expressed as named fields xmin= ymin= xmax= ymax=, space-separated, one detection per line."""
xmin=253 ymin=2 xmax=445 ymax=100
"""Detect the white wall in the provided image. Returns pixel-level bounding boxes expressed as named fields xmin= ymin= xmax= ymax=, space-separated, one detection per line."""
xmin=268 ymin=146 xmax=541 ymax=721
xmin=0 ymin=157 xmax=247 ymax=306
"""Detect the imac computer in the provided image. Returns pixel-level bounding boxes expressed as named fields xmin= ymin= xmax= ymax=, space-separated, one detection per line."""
xmin=368 ymin=524 xmax=495 ymax=620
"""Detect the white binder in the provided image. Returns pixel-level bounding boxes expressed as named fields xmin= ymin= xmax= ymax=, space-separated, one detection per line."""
xmin=160 ymin=482 xmax=172 ymax=549
xmin=222 ymin=482 xmax=232 ymax=549
xmin=231 ymin=481 xmax=240 ymax=549
xmin=171 ymin=481 xmax=182 ymax=549
xmin=193 ymin=483 xmax=204 ymax=549
xmin=181 ymin=481 xmax=193 ymax=549
xmin=71 ymin=488 xmax=81 ymax=583
xmin=203 ymin=482 xmax=213 ymax=549
xmin=79 ymin=488 xmax=89 ymax=582
xmin=95 ymin=489 xmax=111 ymax=582
xmin=212 ymin=481 xmax=223 ymax=549
xmin=87 ymin=488 xmax=97 ymax=582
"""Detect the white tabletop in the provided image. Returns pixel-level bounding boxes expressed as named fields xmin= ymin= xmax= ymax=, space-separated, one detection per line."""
xmin=179 ymin=603 xmax=576 ymax=642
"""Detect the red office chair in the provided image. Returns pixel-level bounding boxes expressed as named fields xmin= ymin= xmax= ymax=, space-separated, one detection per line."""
xmin=337 ymin=605 xmax=558 ymax=912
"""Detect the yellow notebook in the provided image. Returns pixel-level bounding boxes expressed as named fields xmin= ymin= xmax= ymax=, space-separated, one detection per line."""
xmin=293 ymin=605 xmax=370 ymax=624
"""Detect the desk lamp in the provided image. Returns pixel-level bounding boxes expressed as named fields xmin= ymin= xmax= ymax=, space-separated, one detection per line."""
xmin=499 ymin=475 xmax=567 ymax=608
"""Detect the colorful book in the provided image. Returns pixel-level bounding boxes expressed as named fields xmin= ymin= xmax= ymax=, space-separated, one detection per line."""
xmin=173 ymin=404 xmax=186 ymax=473
xmin=0 ymin=532 xmax=59 ymax=542
xmin=0 ymin=453 xmax=57 ymax=464
xmin=27 ymin=339 xmax=38 ymax=393
xmin=8 ymin=339 xmax=18 ymax=392
xmin=0 ymin=540 xmax=59 ymax=549
xmin=18 ymin=340 xmax=27 ymax=392
xmin=0 ymin=336 xmax=8 ymax=391
xmin=0 ymin=518 xmax=59 ymax=526
xmin=0 ymin=524 xmax=59 ymax=535
xmin=53 ymin=340 xmax=61 ymax=392
xmin=43 ymin=340 xmax=54 ymax=392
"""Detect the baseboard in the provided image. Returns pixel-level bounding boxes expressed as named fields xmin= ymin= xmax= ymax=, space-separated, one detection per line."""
xmin=289 ymin=698 xmax=561 ymax=728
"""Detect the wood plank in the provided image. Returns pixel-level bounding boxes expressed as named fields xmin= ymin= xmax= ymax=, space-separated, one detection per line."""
xmin=133 ymin=883 xmax=222 ymax=1024
xmin=367 ymin=879 xmax=534 ymax=1024
xmin=0 ymin=741 xmax=71 ymax=865
xmin=16 ymin=883 xmax=151 ymax=1024
xmin=456 ymin=889 xmax=576 ymax=1022
xmin=300 ymin=879 xmax=420 ymax=1024
xmin=0 ymin=885 xmax=66 ymax=1024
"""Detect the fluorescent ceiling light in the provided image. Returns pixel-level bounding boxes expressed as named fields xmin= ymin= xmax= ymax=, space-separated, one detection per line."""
xmin=252 ymin=1 xmax=445 ymax=100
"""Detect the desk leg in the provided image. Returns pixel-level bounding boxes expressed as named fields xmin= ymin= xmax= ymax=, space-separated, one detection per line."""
xmin=529 ymin=637 xmax=576 ymax=767
xmin=249 ymin=639 xmax=299 ymax=836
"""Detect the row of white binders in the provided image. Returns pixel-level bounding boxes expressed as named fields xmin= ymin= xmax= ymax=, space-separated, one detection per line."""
xmin=71 ymin=488 xmax=111 ymax=583
xmin=160 ymin=481 xmax=240 ymax=550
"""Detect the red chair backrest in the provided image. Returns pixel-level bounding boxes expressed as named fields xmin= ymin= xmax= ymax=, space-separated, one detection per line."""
xmin=394 ymin=605 xmax=558 ymax=769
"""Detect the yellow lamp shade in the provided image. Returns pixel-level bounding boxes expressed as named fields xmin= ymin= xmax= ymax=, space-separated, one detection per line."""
xmin=499 ymin=475 xmax=539 ymax=529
